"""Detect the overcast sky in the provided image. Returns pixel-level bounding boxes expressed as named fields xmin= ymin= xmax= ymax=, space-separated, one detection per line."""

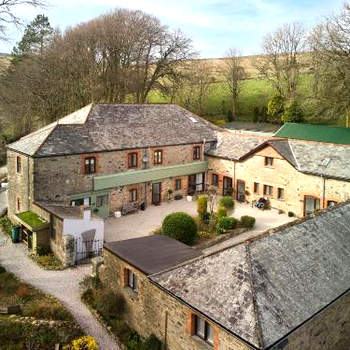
xmin=0 ymin=0 xmax=344 ymax=57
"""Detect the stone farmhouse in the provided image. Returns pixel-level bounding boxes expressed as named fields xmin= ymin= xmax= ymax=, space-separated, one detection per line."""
xmin=6 ymin=103 xmax=350 ymax=262
xmin=101 ymin=202 xmax=350 ymax=350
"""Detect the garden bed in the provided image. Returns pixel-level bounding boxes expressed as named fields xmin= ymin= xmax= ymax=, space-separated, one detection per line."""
xmin=0 ymin=265 xmax=85 ymax=349
xmin=30 ymin=252 xmax=64 ymax=270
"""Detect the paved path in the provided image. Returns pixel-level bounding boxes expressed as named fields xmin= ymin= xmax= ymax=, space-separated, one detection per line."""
xmin=0 ymin=233 xmax=120 ymax=350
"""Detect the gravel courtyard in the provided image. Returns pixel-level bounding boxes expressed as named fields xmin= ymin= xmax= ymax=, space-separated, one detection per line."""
xmin=104 ymin=198 xmax=295 ymax=244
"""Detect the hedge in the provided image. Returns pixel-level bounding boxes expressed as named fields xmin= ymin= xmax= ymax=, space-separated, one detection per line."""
xmin=240 ymin=216 xmax=256 ymax=228
xmin=217 ymin=217 xmax=239 ymax=234
xmin=217 ymin=206 xmax=227 ymax=219
xmin=162 ymin=212 xmax=197 ymax=245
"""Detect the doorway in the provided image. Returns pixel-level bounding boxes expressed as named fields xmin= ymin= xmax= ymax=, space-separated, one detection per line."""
xmin=152 ymin=182 xmax=162 ymax=205
xmin=236 ymin=180 xmax=246 ymax=202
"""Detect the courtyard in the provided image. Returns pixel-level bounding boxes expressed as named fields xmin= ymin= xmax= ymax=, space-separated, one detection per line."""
xmin=104 ymin=198 xmax=295 ymax=246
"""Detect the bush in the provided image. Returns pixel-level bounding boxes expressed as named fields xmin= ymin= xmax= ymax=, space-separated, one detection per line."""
xmin=174 ymin=194 xmax=183 ymax=200
xmin=92 ymin=289 xmax=125 ymax=322
xmin=153 ymin=227 xmax=163 ymax=235
xmin=141 ymin=334 xmax=163 ymax=350
xmin=240 ymin=216 xmax=256 ymax=228
xmin=197 ymin=195 xmax=208 ymax=218
xmin=162 ymin=212 xmax=197 ymax=245
xmin=281 ymin=100 xmax=305 ymax=123
xmin=288 ymin=211 xmax=295 ymax=217
xmin=0 ymin=265 xmax=6 ymax=273
xmin=208 ymin=212 xmax=218 ymax=233
xmin=32 ymin=253 xmax=63 ymax=270
xmin=213 ymin=119 xmax=227 ymax=126
xmin=217 ymin=206 xmax=227 ymax=219
xmin=64 ymin=335 xmax=98 ymax=350
xmin=24 ymin=300 xmax=72 ymax=320
xmin=0 ymin=216 xmax=14 ymax=236
xmin=36 ymin=246 xmax=51 ymax=256
xmin=111 ymin=319 xmax=136 ymax=344
xmin=16 ymin=285 xmax=32 ymax=301
xmin=201 ymin=211 xmax=210 ymax=224
xmin=219 ymin=196 xmax=234 ymax=210
xmin=217 ymin=217 xmax=239 ymax=234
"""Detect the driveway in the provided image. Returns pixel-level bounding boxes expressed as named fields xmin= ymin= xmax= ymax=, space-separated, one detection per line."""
xmin=104 ymin=198 xmax=295 ymax=244
xmin=0 ymin=233 xmax=120 ymax=350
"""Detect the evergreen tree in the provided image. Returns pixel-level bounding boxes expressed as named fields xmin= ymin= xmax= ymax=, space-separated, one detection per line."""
xmin=12 ymin=14 xmax=54 ymax=58
xmin=282 ymin=101 xmax=305 ymax=123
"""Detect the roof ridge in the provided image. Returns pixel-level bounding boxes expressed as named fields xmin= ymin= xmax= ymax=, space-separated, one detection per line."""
xmin=246 ymin=244 xmax=265 ymax=349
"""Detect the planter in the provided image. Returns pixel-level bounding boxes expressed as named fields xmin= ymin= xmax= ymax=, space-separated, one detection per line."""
xmin=186 ymin=196 xmax=192 ymax=202
xmin=114 ymin=211 xmax=122 ymax=218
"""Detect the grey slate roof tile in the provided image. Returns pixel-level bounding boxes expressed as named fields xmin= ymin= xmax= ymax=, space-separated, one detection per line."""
xmin=8 ymin=104 xmax=216 ymax=157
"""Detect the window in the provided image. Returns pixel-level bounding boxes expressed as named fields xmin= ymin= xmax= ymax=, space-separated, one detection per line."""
xmin=129 ymin=189 xmax=137 ymax=202
xmin=16 ymin=156 xmax=21 ymax=173
xmin=194 ymin=315 xmax=214 ymax=345
xmin=128 ymin=152 xmax=138 ymax=168
xmin=126 ymin=269 xmax=138 ymax=292
xmin=277 ymin=188 xmax=284 ymax=200
xmin=154 ymin=150 xmax=163 ymax=165
xmin=263 ymin=185 xmax=273 ymax=196
xmin=193 ymin=146 xmax=201 ymax=160
xmin=175 ymin=179 xmax=182 ymax=191
xmin=265 ymin=157 xmax=274 ymax=166
xmin=96 ymin=194 xmax=108 ymax=207
xmin=71 ymin=197 xmax=90 ymax=207
xmin=254 ymin=182 xmax=259 ymax=194
xmin=212 ymin=174 xmax=219 ymax=186
xmin=84 ymin=157 xmax=96 ymax=174
xmin=17 ymin=198 xmax=21 ymax=212
xmin=304 ymin=196 xmax=320 ymax=216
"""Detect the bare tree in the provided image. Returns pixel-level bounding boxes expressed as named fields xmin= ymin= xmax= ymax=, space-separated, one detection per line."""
xmin=253 ymin=22 xmax=306 ymax=99
xmin=309 ymin=3 xmax=350 ymax=124
xmin=221 ymin=48 xmax=246 ymax=119
xmin=0 ymin=0 xmax=47 ymax=40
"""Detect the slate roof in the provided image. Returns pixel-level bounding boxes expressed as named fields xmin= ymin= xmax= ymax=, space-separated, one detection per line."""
xmin=275 ymin=122 xmax=350 ymax=145
xmin=8 ymin=104 xmax=216 ymax=157
xmin=104 ymin=235 xmax=202 ymax=275
xmin=151 ymin=202 xmax=350 ymax=349
xmin=206 ymin=132 xmax=269 ymax=160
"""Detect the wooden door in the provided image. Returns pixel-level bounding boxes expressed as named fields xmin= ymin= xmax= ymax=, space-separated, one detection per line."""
xmin=223 ymin=176 xmax=233 ymax=196
xmin=152 ymin=183 xmax=162 ymax=205
xmin=236 ymin=180 xmax=245 ymax=202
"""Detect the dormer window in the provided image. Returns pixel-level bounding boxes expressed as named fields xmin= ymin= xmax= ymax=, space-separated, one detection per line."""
xmin=84 ymin=157 xmax=96 ymax=174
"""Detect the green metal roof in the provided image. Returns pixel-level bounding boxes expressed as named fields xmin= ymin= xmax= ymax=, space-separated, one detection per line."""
xmin=94 ymin=161 xmax=208 ymax=191
xmin=275 ymin=123 xmax=350 ymax=145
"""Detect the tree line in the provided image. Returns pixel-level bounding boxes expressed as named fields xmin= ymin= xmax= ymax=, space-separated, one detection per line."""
xmin=0 ymin=2 xmax=350 ymax=141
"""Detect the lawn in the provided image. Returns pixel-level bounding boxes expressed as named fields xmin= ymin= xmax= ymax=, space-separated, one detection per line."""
xmin=0 ymin=266 xmax=84 ymax=349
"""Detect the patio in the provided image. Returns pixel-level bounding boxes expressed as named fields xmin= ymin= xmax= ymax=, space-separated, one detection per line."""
xmin=104 ymin=198 xmax=295 ymax=243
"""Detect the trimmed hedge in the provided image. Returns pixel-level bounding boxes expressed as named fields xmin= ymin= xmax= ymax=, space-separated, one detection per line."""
xmin=197 ymin=195 xmax=208 ymax=217
xmin=219 ymin=196 xmax=234 ymax=210
xmin=162 ymin=212 xmax=197 ymax=245
xmin=217 ymin=217 xmax=239 ymax=234
xmin=240 ymin=215 xmax=256 ymax=228
xmin=217 ymin=206 xmax=227 ymax=219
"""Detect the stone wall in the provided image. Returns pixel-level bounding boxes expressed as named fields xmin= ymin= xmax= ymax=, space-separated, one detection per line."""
xmin=100 ymin=250 xmax=251 ymax=350
xmin=7 ymin=150 xmax=34 ymax=220
xmin=208 ymin=146 xmax=350 ymax=217
xmin=33 ymin=143 xmax=203 ymax=205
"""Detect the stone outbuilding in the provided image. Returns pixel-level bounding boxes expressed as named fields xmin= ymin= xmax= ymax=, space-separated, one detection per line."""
xmin=101 ymin=202 xmax=350 ymax=350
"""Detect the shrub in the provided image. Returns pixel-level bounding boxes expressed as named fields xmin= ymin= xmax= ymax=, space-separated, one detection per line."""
xmin=197 ymin=195 xmax=208 ymax=218
xmin=217 ymin=206 xmax=227 ymax=219
xmin=162 ymin=212 xmax=197 ymax=245
xmin=208 ymin=212 xmax=218 ymax=233
xmin=64 ymin=335 xmax=98 ymax=350
xmin=93 ymin=289 xmax=125 ymax=322
xmin=213 ymin=119 xmax=227 ymax=126
xmin=0 ymin=216 xmax=14 ymax=236
xmin=174 ymin=194 xmax=183 ymax=200
xmin=153 ymin=227 xmax=163 ymax=235
xmin=24 ymin=300 xmax=72 ymax=320
xmin=288 ymin=211 xmax=295 ymax=217
xmin=33 ymin=253 xmax=63 ymax=270
xmin=217 ymin=217 xmax=239 ymax=234
xmin=111 ymin=319 xmax=136 ymax=344
xmin=36 ymin=246 xmax=51 ymax=256
xmin=0 ymin=265 xmax=6 ymax=274
xmin=141 ymin=334 xmax=163 ymax=350
xmin=16 ymin=285 xmax=32 ymax=301
xmin=281 ymin=100 xmax=305 ymax=123
xmin=201 ymin=212 xmax=210 ymax=224
xmin=219 ymin=196 xmax=234 ymax=210
xmin=240 ymin=216 xmax=256 ymax=228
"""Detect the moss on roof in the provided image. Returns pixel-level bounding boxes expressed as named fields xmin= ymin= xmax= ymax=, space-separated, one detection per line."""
xmin=16 ymin=211 xmax=48 ymax=229
xmin=275 ymin=123 xmax=350 ymax=145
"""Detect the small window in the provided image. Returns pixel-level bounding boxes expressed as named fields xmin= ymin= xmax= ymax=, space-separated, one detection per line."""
xmin=96 ymin=194 xmax=108 ymax=207
xmin=154 ymin=150 xmax=163 ymax=165
xmin=16 ymin=156 xmax=21 ymax=173
xmin=175 ymin=179 xmax=182 ymax=191
xmin=126 ymin=269 xmax=138 ymax=292
xmin=193 ymin=146 xmax=201 ymax=160
xmin=212 ymin=174 xmax=219 ymax=186
xmin=130 ymin=189 xmax=137 ymax=202
xmin=265 ymin=157 xmax=274 ymax=166
xmin=85 ymin=157 xmax=96 ymax=174
xmin=254 ymin=182 xmax=259 ymax=194
xmin=263 ymin=185 xmax=273 ymax=196
xmin=277 ymin=188 xmax=284 ymax=200
xmin=128 ymin=152 xmax=138 ymax=168
xmin=17 ymin=198 xmax=21 ymax=212
xmin=194 ymin=315 xmax=214 ymax=345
